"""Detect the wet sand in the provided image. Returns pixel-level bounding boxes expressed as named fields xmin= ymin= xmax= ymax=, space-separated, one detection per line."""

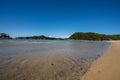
xmin=81 ymin=41 xmax=120 ymax=80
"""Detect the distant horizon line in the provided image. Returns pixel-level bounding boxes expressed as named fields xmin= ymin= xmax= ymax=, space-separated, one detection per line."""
xmin=1 ymin=32 xmax=120 ymax=38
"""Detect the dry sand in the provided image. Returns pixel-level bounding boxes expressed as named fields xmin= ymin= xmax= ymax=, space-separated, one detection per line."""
xmin=81 ymin=41 xmax=120 ymax=80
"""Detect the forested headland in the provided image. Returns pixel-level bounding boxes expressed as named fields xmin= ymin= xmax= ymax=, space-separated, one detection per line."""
xmin=69 ymin=32 xmax=120 ymax=40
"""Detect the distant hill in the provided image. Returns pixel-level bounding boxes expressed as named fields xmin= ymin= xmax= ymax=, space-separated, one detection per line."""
xmin=69 ymin=32 xmax=120 ymax=40
xmin=16 ymin=35 xmax=65 ymax=40
xmin=0 ymin=33 xmax=12 ymax=39
xmin=1 ymin=32 xmax=120 ymax=40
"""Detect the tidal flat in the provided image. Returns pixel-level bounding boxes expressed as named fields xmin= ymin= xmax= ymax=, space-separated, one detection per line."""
xmin=0 ymin=40 xmax=110 ymax=80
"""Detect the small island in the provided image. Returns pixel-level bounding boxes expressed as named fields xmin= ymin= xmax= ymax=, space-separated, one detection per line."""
xmin=0 ymin=33 xmax=12 ymax=39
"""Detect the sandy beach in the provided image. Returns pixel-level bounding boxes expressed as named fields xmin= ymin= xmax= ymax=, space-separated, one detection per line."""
xmin=81 ymin=41 xmax=120 ymax=80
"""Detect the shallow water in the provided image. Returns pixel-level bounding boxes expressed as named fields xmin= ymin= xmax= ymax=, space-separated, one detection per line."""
xmin=0 ymin=40 xmax=110 ymax=80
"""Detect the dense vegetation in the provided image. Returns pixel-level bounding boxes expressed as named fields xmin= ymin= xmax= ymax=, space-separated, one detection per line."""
xmin=16 ymin=35 xmax=64 ymax=40
xmin=69 ymin=32 xmax=120 ymax=40
xmin=0 ymin=33 xmax=12 ymax=39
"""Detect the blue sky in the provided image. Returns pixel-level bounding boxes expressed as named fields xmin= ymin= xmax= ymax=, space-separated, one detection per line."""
xmin=0 ymin=0 xmax=120 ymax=38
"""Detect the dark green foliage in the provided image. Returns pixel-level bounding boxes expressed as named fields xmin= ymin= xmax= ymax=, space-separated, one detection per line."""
xmin=0 ymin=33 xmax=12 ymax=39
xmin=69 ymin=32 xmax=120 ymax=40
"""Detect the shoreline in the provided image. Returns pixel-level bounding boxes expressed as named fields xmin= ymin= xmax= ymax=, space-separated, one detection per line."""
xmin=81 ymin=41 xmax=120 ymax=80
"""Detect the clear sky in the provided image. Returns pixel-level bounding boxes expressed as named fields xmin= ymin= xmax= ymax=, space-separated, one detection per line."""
xmin=0 ymin=0 xmax=120 ymax=38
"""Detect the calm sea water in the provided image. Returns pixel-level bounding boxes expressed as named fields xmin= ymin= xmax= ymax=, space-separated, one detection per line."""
xmin=0 ymin=40 xmax=110 ymax=60
xmin=0 ymin=40 xmax=110 ymax=80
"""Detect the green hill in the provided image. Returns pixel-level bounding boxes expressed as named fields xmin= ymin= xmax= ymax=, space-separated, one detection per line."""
xmin=69 ymin=32 xmax=120 ymax=40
